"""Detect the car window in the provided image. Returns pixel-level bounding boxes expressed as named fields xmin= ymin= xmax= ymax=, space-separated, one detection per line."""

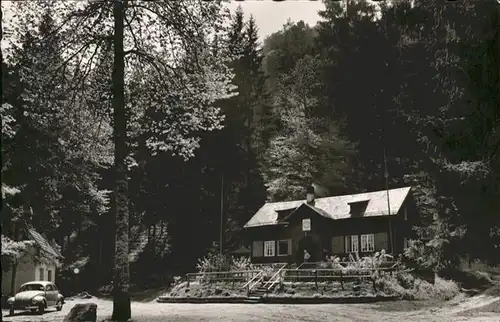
xmin=52 ymin=284 xmax=58 ymax=291
xmin=46 ymin=285 xmax=53 ymax=291
xmin=19 ymin=284 xmax=44 ymax=292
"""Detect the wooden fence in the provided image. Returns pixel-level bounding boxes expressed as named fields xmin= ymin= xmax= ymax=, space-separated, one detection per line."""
xmin=185 ymin=270 xmax=262 ymax=287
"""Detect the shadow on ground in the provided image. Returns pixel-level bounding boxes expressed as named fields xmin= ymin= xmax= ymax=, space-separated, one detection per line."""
xmin=131 ymin=287 xmax=170 ymax=302
xmin=5 ymin=309 xmax=57 ymax=318
xmin=92 ymin=286 xmax=170 ymax=303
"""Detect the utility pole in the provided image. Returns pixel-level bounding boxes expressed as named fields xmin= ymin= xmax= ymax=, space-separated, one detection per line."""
xmin=220 ymin=171 xmax=224 ymax=254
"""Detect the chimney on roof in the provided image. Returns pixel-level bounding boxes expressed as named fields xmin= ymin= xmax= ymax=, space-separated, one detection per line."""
xmin=306 ymin=185 xmax=315 ymax=206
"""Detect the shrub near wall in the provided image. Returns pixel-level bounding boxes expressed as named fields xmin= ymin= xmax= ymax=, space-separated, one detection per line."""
xmin=375 ymin=271 xmax=460 ymax=300
xmin=196 ymin=253 xmax=251 ymax=272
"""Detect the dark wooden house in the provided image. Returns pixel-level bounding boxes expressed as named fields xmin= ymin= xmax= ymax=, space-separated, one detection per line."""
xmin=243 ymin=186 xmax=418 ymax=264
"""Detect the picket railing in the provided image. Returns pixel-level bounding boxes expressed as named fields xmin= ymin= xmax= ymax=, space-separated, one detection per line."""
xmin=263 ymin=263 xmax=288 ymax=291
xmin=297 ymin=261 xmax=397 ymax=270
xmin=242 ymin=270 xmax=265 ymax=294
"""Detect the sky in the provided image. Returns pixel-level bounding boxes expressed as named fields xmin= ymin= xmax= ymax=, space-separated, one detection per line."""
xmin=225 ymin=1 xmax=325 ymax=41
xmin=1 ymin=1 xmax=325 ymax=43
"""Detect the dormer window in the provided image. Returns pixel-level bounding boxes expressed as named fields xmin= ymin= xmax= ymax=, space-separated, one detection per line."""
xmin=348 ymin=200 xmax=370 ymax=218
xmin=276 ymin=208 xmax=295 ymax=222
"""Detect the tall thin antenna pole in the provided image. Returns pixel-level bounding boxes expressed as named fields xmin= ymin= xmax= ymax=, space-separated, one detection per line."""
xmin=383 ymin=147 xmax=394 ymax=253
xmin=220 ymin=171 xmax=224 ymax=254
xmin=379 ymin=83 xmax=394 ymax=254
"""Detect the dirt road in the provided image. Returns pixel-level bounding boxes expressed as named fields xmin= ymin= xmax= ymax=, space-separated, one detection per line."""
xmin=2 ymin=295 xmax=500 ymax=322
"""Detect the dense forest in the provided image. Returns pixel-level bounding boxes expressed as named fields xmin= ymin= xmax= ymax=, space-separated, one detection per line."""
xmin=2 ymin=0 xmax=500 ymax=298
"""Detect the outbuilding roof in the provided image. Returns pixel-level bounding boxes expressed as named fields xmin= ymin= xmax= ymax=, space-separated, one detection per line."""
xmin=28 ymin=229 xmax=63 ymax=260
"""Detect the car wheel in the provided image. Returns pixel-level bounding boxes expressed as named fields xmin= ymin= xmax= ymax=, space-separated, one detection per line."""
xmin=56 ymin=300 xmax=63 ymax=311
xmin=38 ymin=303 xmax=45 ymax=315
xmin=9 ymin=306 xmax=14 ymax=316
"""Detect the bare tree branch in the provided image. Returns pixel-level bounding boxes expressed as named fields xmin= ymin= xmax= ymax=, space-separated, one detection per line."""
xmin=124 ymin=6 xmax=140 ymax=51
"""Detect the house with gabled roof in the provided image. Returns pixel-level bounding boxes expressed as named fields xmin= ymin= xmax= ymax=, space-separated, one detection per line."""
xmin=1 ymin=228 xmax=63 ymax=296
xmin=243 ymin=186 xmax=418 ymax=264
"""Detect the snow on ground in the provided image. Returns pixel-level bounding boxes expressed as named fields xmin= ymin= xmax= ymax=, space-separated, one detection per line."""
xmin=2 ymin=295 xmax=500 ymax=322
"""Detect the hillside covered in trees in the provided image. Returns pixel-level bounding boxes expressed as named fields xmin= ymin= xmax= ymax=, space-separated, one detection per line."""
xmin=2 ymin=0 xmax=500 ymax=296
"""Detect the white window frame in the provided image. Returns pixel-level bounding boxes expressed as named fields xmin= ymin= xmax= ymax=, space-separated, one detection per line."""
xmin=277 ymin=239 xmax=290 ymax=256
xmin=302 ymin=218 xmax=311 ymax=231
xmin=345 ymin=235 xmax=359 ymax=253
xmin=264 ymin=240 xmax=275 ymax=257
xmin=360 ymin=234 xmax=375 ymax=252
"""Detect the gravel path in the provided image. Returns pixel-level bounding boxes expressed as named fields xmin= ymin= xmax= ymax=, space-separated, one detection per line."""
xmin=2 ymin=296 xmax=500 ymax=322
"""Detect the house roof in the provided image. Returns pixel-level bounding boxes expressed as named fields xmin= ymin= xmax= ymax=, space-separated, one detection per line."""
xmin=244 ymin=186 xmax=412 ymax=228
xmin=28 ymin=229 xmax=63 ymax=260
xmin=282 ymin=203 xmax=332 ymax=222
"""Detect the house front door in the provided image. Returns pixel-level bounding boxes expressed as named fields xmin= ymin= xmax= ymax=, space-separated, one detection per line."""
xmin=297 ymin=235 xmax=322 ymax=265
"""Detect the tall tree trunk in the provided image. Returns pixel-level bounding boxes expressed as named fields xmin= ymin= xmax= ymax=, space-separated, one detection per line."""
xmin=111 ymin=0 xmax=131 ymax=320
xmin=10 ymin=262 xmax=18 ymax=296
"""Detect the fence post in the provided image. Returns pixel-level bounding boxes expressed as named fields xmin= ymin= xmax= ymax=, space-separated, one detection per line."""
xmin=186 ymin=276 xmax=190 ymax=288
xmin=313 ymin=270 xmax=318 ymax=290
xmin=340 ymin=271 xmax=344 ymax=291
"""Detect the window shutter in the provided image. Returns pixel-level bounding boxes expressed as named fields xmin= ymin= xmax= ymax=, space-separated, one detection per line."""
xmin=374 ymin=232 xmax=388 ymax=251
xmin=344 ymin=236 xmax=351 ymax=253
xmin=252 ymin=240 xmax=263 ymax=257
xmin=287 ymin=239 xmax=292 ymax=255
xmin=332 ymin=236 xmax=344 ymax=254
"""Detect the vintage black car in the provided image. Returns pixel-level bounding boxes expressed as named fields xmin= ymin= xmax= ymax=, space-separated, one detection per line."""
xmin=7 ymin=281 xmax=64 ymax=315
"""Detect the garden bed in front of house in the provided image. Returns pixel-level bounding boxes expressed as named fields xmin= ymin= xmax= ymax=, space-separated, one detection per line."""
xmin=275 ymin=280 xmax=388 ymax=297
xmin=162 ymin=281 xmax=250 ymax=298
xmin=156 ymin=280 xmax=400 ymax=303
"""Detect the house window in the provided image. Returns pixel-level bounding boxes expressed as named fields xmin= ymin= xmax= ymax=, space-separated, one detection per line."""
xmin=264 ymin=240 xmax=275 ymax=257
xmin=278 ymin=239 xmax=291 ymax=256
xmin=39 ymin=268 xmax=44 ymax=281
xmin=345 ymin=235 xmax=359 ymax=253
xmin=360 ymin=234 xmax=375 ymax=252
xmin=47 ymin=270 xmax=52 ymax=282
xmin=252 ymin=240 xmax=263 ymax=257
xmin=302 ymin=218 xmax=311 ymax=231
